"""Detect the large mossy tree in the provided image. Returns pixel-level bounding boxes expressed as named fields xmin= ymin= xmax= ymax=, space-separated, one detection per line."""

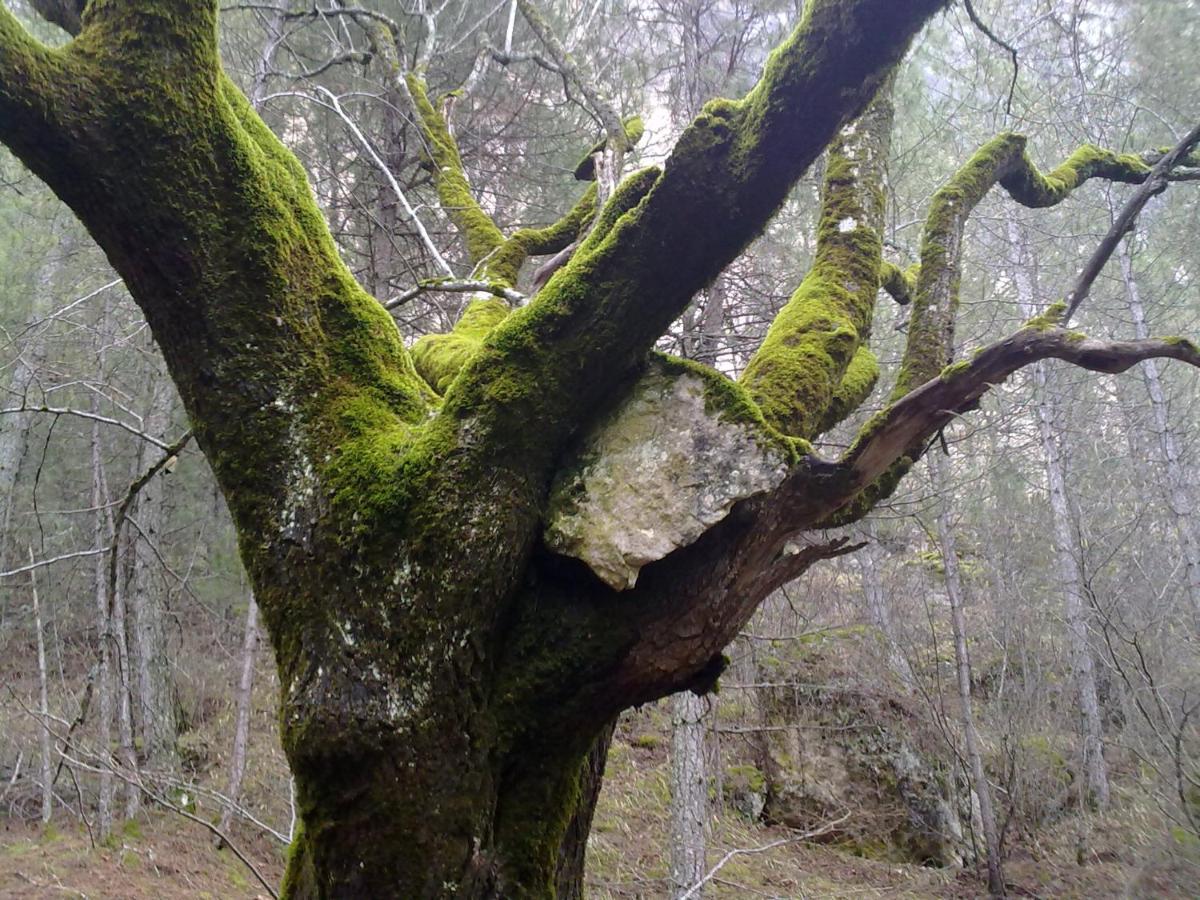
xmin=2 ymin=0 xmax=1199 ymax=895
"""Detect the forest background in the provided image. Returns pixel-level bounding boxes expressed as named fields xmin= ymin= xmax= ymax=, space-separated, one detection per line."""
xmin=1 ymin=0 xmax=1198 ymax=896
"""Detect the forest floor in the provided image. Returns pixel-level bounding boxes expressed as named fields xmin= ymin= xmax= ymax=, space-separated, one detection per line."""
xmin=2 ymin=700 xmax=1195 ymax=899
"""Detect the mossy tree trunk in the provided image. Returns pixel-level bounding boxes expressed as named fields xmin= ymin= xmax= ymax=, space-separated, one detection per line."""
xmin=3 ymin=0 xmax=1199 ymax=896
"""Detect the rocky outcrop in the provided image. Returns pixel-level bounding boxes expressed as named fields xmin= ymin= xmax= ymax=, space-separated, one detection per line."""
xmin=752 ymin=632 xmax=968 ymax=866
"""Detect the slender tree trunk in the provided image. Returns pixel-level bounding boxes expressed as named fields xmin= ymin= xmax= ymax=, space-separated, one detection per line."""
xmin=669 ymin=690 xmax=708 ymax=899
xmin=860 ymin=519 xmax=915 ymax=688
xmin=90 ymin=416 xmax=115 ymax=839
xmin=128 ymin=373 xmax=177 ymax=767
xmin=30 ymin=548 xmax=53 ymax=824
xmin=112 ymin=533 xmax=139 ymax=819
xmin=930 ymin=454 xmax=1004 ymax=896
xmin=218 ymin=594 xmax=259 ymax=839
xmin=1007 ymin=221 xmax=1109 ymax=809
xmin=0 ymin=243 xmax=61 ymax=628
xmin=1118 ymin=247 xmax=1200 ymax=618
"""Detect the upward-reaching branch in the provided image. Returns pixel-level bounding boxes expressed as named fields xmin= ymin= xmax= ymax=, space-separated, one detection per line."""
xmin=439 ymin=0 xmax=949 ymax=474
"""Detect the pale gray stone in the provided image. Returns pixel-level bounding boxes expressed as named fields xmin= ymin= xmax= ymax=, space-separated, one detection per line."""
xmin=545 ymin=359 xmax=789 ymax=590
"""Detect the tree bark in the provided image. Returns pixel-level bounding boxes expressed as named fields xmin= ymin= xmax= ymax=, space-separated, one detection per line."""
xmin=218 ymin=594 xmax=259 ymax=839
xmin=90 ymin=416 xmax=115 ymax=839
xmin=128 ymin=372 xmax=178 ymax=768
xmin=930 ymin=453 xmax=1004 ymax=896
xmin=669 ymin=691 xmax=708 ymax=899
xmin=1007 ymin=221 xmax=1109 ymax=810
xmin=30 ymin=547 xmax=53 ymax=825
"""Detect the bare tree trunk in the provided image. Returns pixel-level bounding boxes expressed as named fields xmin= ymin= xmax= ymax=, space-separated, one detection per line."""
xmin=1008 ymin=221 xmax=1109 ymax=810
xmin=30 ymin=547 xmax=52 ymax=824
xmin=860 ymin=520 xmax=915 ymax=689
xmin=113 ymin=533 xmax=139 ymax=819
xmin=217 ymin=594 xmax=259 ymax=839
xmin=670 ymin=690 xmax=708 ymax=899
xmin=128 ymin=373 xmax=177 ymax=768
xmin=930 ymin=454 xmax=1004 ymax=896
xmin=90 ymin=417 xmax=114 ymax=839
xmin=0 ymin=244 xmax=61 ymax=628
xmin=1119 ymin=246 xmax=1200 ymax=618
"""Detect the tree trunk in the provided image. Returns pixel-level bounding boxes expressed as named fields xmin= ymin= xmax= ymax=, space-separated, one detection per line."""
xmin=30 ymin=548 xmax=53 ymax=825
xmin=859 ymin=520 xmax=915 ymax=689
xmin=553 ymin=719 xmax=615 ymax=900
xmin=930 ymin=453 xmax=1004 ymax=896
xmin=218 ymin=593 xmax=259 ymax=839
xmin=670 ymin=690 xmax=708 ymax=899
xmin=1118 ymin=246 xmax=1200 ymax=619
xmin=127 ymin=372 xmax=178 ymax=768
xmin=90 ymin=416 xmax=115 ymax=839
xmin=1008 ymin=221 xmax=1110 ymax=810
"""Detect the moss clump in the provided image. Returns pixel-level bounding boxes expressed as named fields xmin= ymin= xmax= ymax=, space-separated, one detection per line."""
xmin=573 ymin=115 xmax=646 ymax=181
xmin=1021 ymin=300 xmax=1067 ymax=332
xmin=411 ymin=297 xmax=511 ymax=394
xmin=740 ymin=83 xmax=893 ymax=440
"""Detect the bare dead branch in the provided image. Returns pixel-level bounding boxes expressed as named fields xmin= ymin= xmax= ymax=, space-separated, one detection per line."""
xmin=1064 ymin=121 xmax=1200 ymax=321
xmin=386 ymin=279 xmax=526 ymax=310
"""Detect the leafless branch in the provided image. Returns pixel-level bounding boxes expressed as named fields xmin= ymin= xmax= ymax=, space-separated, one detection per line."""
xmin=1064 ymin=121 xmax=1200 ymax=321
xmin=386 ymin=278 xmax=526 ymax=310
xmin=679 ymin=812 xmax=852 ymax=900
xmin=0 ymin=405 xmax=175 ymax=450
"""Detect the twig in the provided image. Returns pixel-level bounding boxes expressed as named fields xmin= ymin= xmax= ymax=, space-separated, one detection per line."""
xmin=385 ymin=278 xmax=526 ymax=310
xmin=678 ymin=812 xmax=851 ymax=900
xmin=0 ymin=548 xmax=107 ymax=580
xmin=0 ymin=405 xmax=175 ymax=451
xmin=962 ymin=0 xmax=1018 ymax=116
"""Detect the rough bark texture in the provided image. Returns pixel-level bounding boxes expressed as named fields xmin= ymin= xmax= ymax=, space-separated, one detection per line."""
xmin=669 ymin=691 xmax=708 ymax=898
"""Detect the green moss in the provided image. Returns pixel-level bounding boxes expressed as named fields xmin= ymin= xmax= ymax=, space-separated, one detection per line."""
xmin=1021 ymin=300 xmax=1067 ymax=332
xmin=411 ymin=297 xmax=511 ymax=394
xmin=572 ymin=115 xmax=646 ymax=181
xmin=406 ymin=73 xmax=505 ymax=264
xmin=482 ymin=183 xmax=597 ymax=287
xmin=739 ymin=84 xmax=893 ymax=440
xmin=938 ymin=359 xmax=971 ymax=380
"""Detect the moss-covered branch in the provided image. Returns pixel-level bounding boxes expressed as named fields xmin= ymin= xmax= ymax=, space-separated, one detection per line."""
xmin=0 ymin=4 xmax=63 ymax=152
xmin=879 ymin=260 xmax=917 ymax=305
xmin=832 ymin=319 xmax=1200 ymax=523
xmin=893 ymin=132 xmax=1196 ymax=399
xmin=483 ymin=182 xmax=597 ymax=287
xmin=738 ymin=76 xmax=894 ymax=440
xmin=426 ymin=0 xmax=946 ymax=492
xmin=405 ymin=72 xmax=507 ymax=267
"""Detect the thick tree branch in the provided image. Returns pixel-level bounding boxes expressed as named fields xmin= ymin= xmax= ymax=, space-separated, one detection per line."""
xmin=739 ymin=78 xmax=894 ymax=440
xmin=0 ymin=4 xmax=61 ymax=150
xmin=838 ymin=319 xmax=1200 ymax=511
xmin=442 ymin=0 xmax=949 ymax=481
